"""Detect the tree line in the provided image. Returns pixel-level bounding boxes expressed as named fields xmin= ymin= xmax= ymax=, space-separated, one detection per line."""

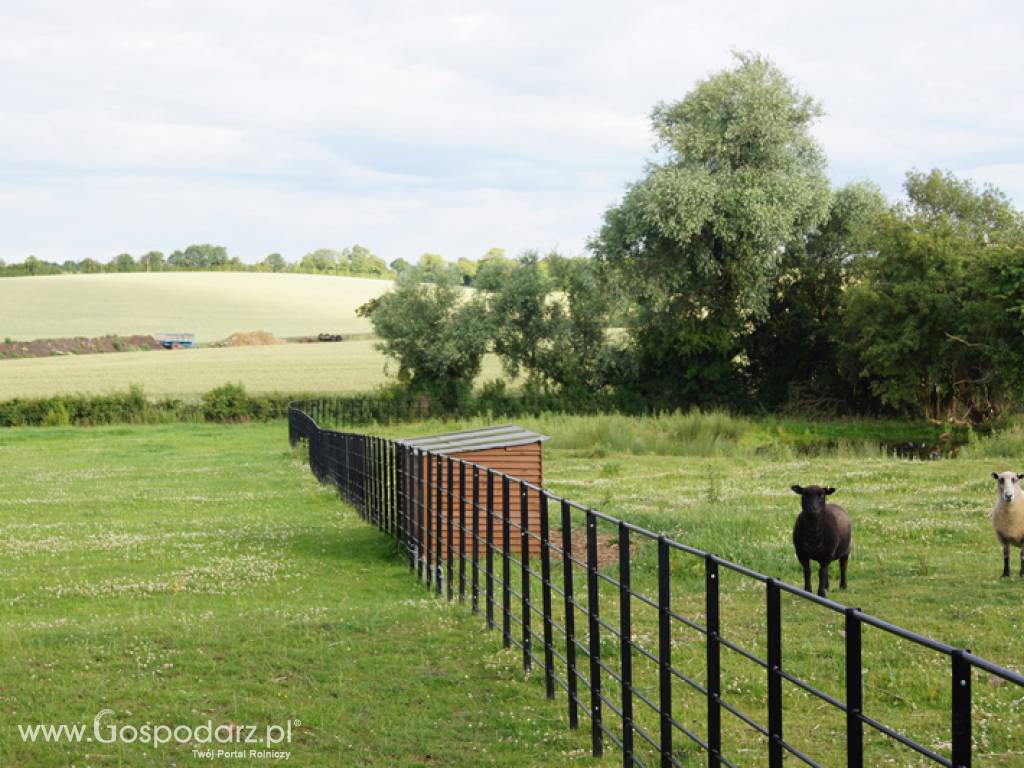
xmin=361 ymin=53 xmax=1024 ymax=425
xmin=0 ymin=243 xmax=519 ymax=284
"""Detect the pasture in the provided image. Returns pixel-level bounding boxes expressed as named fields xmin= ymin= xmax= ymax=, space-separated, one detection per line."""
xmin=2 ymin=413 xmax=1021 ymax=765
xmin=0 ymin=423 xmax=599 ymax=767
xmin=377 ymin=414 xmax=1024 ymax=766
xmin=0 ymin=272 xmax=391 ymax=342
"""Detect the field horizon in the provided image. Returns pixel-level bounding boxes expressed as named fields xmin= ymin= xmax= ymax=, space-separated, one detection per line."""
xmin=0 ymin=272 xmax=393 ymax=342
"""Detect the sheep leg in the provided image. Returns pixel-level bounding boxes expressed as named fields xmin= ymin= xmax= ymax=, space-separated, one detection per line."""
xmin=1019 ymin=547 xmax=1024 ymax=578
xmin=817 ymin=562 xmax=829 ymax=598
xmin=800 ymin=557 xmax=812 ymax=592
xmin=1002 ymin=540 xmax=1010 ymax=578
xmin=839 ymin=555 xmax=848 ymax=590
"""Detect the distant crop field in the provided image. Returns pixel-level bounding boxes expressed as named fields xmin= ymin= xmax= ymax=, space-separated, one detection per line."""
xmin=0 ymin=341 xmax=509 ymax=399
xmin=0 ymin=272 xmax=392 ymax=342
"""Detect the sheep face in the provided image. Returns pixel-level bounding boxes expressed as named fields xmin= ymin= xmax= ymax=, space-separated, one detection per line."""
xmin=791 ymin=484 xmax=836 ymax=516
xmin=991 ymin=471 xmax=1023 ymax=503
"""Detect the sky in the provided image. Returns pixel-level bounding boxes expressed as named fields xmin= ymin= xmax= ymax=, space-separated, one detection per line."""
xmin=1 ymin=0 xmax=1022 ymax=265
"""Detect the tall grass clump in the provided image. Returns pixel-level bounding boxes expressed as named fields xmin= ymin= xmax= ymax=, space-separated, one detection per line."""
xmin=544 ymin=409 xmax=754 ymax=456
xmin=379 ymin=410 xmax=913 ymax=459
xmin=960 ymin=420 xmax=1024 ymax=458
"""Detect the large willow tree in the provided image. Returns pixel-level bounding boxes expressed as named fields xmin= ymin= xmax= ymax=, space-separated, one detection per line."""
xmin=591 ymin=53 xmax=832 ymax=405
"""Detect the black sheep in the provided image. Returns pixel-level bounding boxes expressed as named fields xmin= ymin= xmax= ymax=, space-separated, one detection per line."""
xmin=790 ymin=485 xmax=853 ymax=598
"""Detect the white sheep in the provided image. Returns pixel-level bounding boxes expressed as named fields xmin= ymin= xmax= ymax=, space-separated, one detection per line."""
xmin=990 ymin=470 xmax=1024 ymax=578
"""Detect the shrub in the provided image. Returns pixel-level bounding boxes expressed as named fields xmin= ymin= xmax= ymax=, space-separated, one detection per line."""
xmin=43 ymin=401 xmax=70 ymax=427
xmin=201 ymin=383 xmax=252 ymax=422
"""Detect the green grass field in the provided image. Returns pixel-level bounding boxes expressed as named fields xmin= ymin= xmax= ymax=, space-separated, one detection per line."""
xmin=2 ymin=416 xmax=1021 ymax=766
xmin=0 ymin=340 xmax=510 ymax=400
xmin=380 ymin=414 xmax=1024 ymax=767
xmin=0 ymin=272 xmax=391 ymax=342
xmin=0 ymin=423 xmax=606 ymax=767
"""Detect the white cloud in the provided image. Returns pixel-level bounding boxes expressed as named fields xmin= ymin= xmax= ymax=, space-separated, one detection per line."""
xmin=0 ymin=0 xmax=1022 ymax=264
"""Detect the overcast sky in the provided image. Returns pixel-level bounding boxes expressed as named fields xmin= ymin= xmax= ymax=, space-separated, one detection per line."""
xmin=2 ymin=1 xmax=1022 ymax=265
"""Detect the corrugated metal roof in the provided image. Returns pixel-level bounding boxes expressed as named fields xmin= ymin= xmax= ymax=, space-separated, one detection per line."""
xmin=399 ymin=424 xmax=550 ymax=455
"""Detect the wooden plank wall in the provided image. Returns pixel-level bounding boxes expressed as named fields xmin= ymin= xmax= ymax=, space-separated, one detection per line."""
xmin=417 ymin=442 xmax=544 ymax=556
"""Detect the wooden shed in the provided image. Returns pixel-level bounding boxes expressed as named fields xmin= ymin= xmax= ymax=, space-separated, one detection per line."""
xmin=401 ymin=425 xmax=549 ymax=556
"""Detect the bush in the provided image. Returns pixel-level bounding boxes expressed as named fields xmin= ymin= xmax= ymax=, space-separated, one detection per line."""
xmin=201 ymin=383 xmax=253 ymax=422
xmin=43 ymin=401 xmax=70 ymax=427
xmin=0 ymin=385 xmax=152 ymax=426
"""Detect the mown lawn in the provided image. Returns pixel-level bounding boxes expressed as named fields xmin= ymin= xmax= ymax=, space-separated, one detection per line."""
xmin=0 ymin=423 xmax=607 ymax=767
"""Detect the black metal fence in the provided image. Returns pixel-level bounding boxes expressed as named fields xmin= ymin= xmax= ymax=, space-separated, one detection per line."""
xmin=289 ymin=404 xmax=1024 ymax=768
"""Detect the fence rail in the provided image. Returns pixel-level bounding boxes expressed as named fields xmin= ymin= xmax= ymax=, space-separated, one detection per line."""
xmin=288 ymin=404 xmax=1024 ymax=768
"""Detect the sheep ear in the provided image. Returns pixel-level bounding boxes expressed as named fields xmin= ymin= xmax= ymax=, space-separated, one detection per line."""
xmin=992 ymin=472 xmax=1000 ymax=480
xmin=790 ymin=485 xmax=803 ymax=495
xmin=825 ymin=487 xmax=836 ymax=495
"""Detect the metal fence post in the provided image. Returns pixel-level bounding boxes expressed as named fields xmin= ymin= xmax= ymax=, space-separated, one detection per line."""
xmin=502 ymin=475 xmax=512 ymax=648
xmin=459 ymin=461 xmax=467 ymax=602
xmin=562 ymin=499 xmax=579 ymax=729
xmin=540 ymin=493 xmax=555 ymax=699
xmin=845 ymin=608 xmax=863 ymax=768
xmin=392 ymin=442 xmax=399 ymax=543
xmin=384 ymin=440 xmax=391 ymax=536
xmin=370 ymin=437 xmax=376 ymax=524
xmin=658 ymin=538 xmax=673 ymax=768
xmin=486 ymin=469 xmax=495 ymax=630
xmin=618 ymin=522 xmax=634 ymax=767
xmin=766 ymin=578 xmax=783 ymax=768
xmin=388 ymin=441 xmax=396 ymax=535
xmin=371 ymin=438 xmax=379 ymax=528
xmin=586 ymin=509 xmax=603 ymax=757
xmin=400 ymin=445 xmax=410 ymax=566
xmin=425 ymin=453 xmax=433 ymax=588
xmin=520 ymin=481 xmax=532 ymax=671
xmin=472 ymin=465 xmax=480 ymax=613
xmin=446 ymin=457 xmax=454 ymax=601
xmin=416 ymin=449 xmax=424 ymax=581
xmin=952 ymin=650 xmax=972 ymax=768
xmin=435 ymin=455 xmax=443 ymax=596
xmin=707 ymin=555 xmax=722 ymax=767
xmin=380 ymin=439 xmax=387 ymax=533
xmin=367 ymin=437 xmax=374 ymax=525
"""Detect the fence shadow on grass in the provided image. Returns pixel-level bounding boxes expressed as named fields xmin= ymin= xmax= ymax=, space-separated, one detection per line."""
xmin=289 ymin=404 xmax=1024 ymax=768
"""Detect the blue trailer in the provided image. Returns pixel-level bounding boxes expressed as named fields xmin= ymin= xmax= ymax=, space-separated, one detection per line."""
xmin=157 ymin=333 xmax=195 ymax=349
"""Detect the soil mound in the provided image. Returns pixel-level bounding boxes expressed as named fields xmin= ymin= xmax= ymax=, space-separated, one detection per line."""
xmin=0 ymin=334 xmax=161 ymax=360
xmin=222 ymin=330 xmax=282 ymax=347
